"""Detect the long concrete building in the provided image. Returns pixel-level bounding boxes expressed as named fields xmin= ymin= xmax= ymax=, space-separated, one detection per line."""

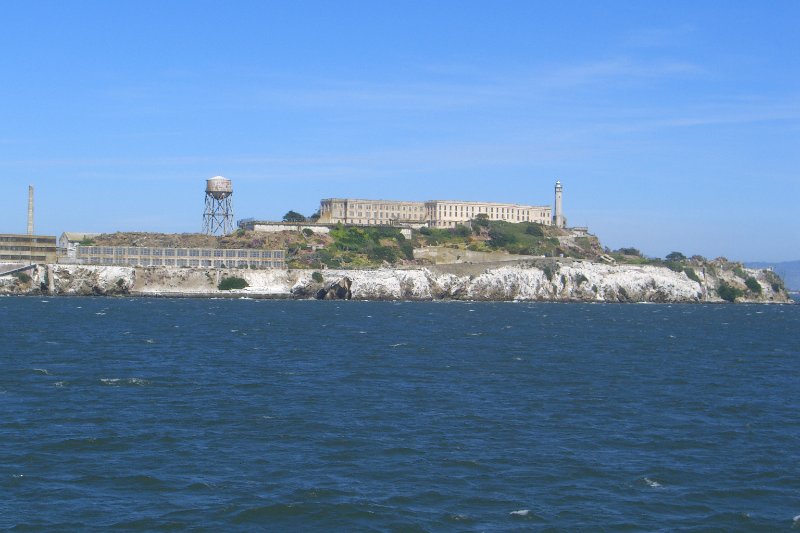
xmin=319 ymin=197 xmax=553 ymax=228
xmin=68 ymin=245 xmax=285 ymax=269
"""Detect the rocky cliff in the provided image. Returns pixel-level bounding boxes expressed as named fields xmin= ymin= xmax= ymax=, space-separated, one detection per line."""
xmin=0 ymin=261 xmax=791 ymax=303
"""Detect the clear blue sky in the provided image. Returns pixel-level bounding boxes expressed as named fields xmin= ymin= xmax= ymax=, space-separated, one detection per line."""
xmin=1 ymin=1 xmax=797 ymax=262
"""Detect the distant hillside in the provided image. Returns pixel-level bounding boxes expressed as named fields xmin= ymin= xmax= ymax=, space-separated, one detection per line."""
xmin=746 ymin=260 xmax=800 ymax=291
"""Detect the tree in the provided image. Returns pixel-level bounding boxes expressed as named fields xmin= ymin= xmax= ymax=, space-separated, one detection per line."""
xmin=616 ymin=247 xmax=642 ymax=256
xmin=283 ymin=210 xmax=306 ymax=222
xmin=666 ymin=251 xmax=686 ymax=262
xmin=472 ymin=213 xmax=490 ymax=228
xmin=309 ymin=210 xmax=321 ymax=222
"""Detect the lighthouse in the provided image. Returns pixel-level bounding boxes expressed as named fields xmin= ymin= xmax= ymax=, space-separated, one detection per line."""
xmin=554 ymin=180 xmax=565 ymax=228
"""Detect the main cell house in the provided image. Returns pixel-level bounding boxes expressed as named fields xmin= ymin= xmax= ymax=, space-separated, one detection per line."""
xmin=317 ymin=181 xmax=566 ymax=229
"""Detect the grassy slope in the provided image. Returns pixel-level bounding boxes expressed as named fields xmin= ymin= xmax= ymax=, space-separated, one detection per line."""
xmin=87 ymin=221 xmax=604 ymax=269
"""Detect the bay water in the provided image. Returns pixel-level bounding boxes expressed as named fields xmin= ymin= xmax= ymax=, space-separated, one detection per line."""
xmin=1 ymin=297 xmax=798 ymax=530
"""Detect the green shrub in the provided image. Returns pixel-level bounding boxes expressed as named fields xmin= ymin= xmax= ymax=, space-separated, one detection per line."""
xmin=575 ymin=273 xmax=589 ymax=285
xmin=399 ymin=241 xmax=414 ymax=260
xmin=616 ymin=247 xmax=642 ymax=256
xmin=524 ymin=223 xmax=544 ymax=236
xmin=744 ymin=276 xmax=762 ymax=294
xmin=311 ymin=271 xmax=324 ymax=283
xmin=684 ymin=268 xmax=701 ymax=283
xmin=453 ymin=224 xmax=471 ymax=238
xmin=369 ymin=245 xmax=397 ymax=263
xmin=717 ymin=281 xmax=743 ymax=302
xmin=764 ymin=271 xmax=784 ymax=293
xmin=13 ymin=272 xmax=32 ymax=283
xmin=542 ymin=265 xmax=555 ymax=281
xmin=665 ymin=262 xmax=684 ymax=273
xmin=732 ymin=266 xmax=747 ymax=279
xmin=488 ymin=224 xmax=518 ymax=248
xmin=302 ymin=228 xmax=313 ymax=237
xmin=218 ymin=277 xmax=248 ymax=290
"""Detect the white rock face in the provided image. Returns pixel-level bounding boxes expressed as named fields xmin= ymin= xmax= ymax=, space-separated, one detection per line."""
xmin=50 ymin=264 xmax=134 ymax=295
xmin=3 ymin=261 xmax=790 ymax=303
xmin=330 ymin=262 xmax=708 ymax=302
xmin=293 ymin=261 xmax=788 ymax=303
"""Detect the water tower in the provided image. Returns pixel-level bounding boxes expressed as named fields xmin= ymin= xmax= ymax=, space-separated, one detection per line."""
xmin=202 ymin=176 xmax=234 ymax=235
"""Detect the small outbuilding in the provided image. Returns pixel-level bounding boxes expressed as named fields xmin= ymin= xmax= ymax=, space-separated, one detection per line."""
xmin=59 ymin=232 xmax=100 ymax=258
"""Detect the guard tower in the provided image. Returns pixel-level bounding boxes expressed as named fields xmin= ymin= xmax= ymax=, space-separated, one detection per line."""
xmin=202 ymin=176 xmax=234 ymax=235
xmin=554 ymin=180 xmax=565 ymax=228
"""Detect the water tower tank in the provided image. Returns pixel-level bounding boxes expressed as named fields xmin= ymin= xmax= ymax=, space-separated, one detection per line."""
xmin=206 ymin=176 xmax=233 ymax=199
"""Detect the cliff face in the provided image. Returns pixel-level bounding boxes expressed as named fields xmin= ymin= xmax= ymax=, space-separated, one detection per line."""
xmin=298 ymin=262 xmax=790 ymax=303
xmin=1 ymin=262 xmax=791 ymax=303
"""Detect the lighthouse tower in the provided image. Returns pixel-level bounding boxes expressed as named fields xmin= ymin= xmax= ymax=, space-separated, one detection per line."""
xmin=554 ymin=180 xmax=565 ymax=228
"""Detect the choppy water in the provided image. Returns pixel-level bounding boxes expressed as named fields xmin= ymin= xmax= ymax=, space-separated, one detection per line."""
xmin=1 ymin=297 xmax=798 ymax=531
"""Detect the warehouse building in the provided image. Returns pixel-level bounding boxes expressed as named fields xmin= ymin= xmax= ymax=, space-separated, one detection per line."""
xmin=70 ymin=246 xmax=285 ymax=269
xmin=0 ymin=234 xmax=58 ymax=263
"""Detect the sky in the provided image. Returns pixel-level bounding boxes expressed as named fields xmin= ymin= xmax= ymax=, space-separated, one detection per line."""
xmin=0 ymin=1 xmax=797 ymax=262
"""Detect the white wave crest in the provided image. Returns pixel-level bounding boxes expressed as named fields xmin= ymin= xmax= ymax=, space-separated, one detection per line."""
xmin=101 ymin=377 xmax=148 ymax=386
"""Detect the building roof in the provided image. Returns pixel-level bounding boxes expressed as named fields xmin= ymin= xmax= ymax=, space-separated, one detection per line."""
xmin=425 ymin=200 xmax=550 ymax=209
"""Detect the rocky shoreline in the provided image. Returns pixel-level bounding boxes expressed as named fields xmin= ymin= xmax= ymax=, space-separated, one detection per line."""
xmin=0 ymin=261 xmax=792 ymax=303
